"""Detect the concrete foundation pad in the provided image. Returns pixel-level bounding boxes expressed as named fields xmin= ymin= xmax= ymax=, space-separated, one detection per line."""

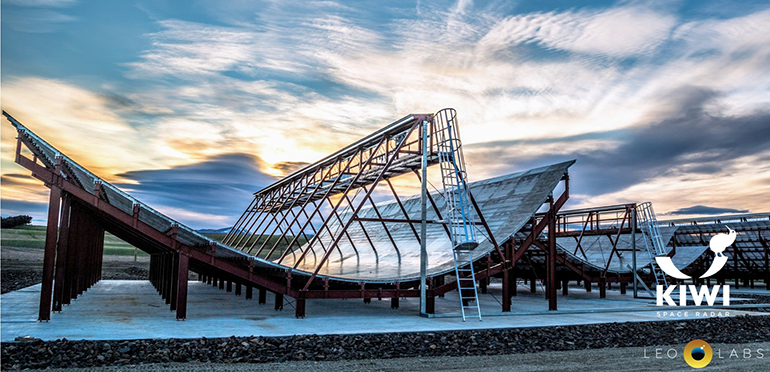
xmin=2 ymin=280 xmax=767 ymax=342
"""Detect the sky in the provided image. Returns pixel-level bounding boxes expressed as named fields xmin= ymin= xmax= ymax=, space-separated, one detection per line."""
xmin=1 ymin=0 xmax=769 ymax=229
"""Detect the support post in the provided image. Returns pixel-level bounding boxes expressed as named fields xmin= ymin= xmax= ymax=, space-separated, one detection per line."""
xmin=631 ymin=207 xmax=638 ymax=298
xmin=246 ymin=285 xmax=253 ymax=299
xmin=259 ymin=288 xmax=267 ymax=304
xmin=39 ymin=157 xmax=63 ymax=322
xmin=599 ymin=277 xmax=607 ymax=298
xmin=170 ymin=253 xmax=179 ymax=311
xmin=547 ymin=199 xmax=557 ymax=310
xmin=502 ymin=266 xmax=511 ymax=312
xmin=274 ymin=293 xmax=284 ymax=310
xmin=295 ymin=298 xmax=305 ymax=318
xmin=419 ymin=120 xmax=428 ymax=316
xmin=426 ymin=294 xmax=435 ymax=314
xmin=175 ymin=252 xmax=189 ymax=320
xmin=52 ymin=194 xmax=71 ymax=312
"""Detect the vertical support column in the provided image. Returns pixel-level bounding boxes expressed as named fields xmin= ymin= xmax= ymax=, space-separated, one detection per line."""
xmin=435 ymin=276 xmax=445 ymax=298
xmin=502 ymin=271 xmax=511 ymax=312
xmin=52 ymin=194 xmax=71 ymax=312
xmin=631 ymin=206 xmax=638 ymax=298
xmin=259 ymin=288 xmax=267 ymax=304
xmin=295 ymin=296 xmax=306 ymax=318
xmin=39 ymin=158 xmax=63 ymax=322
xmin=620 ymin=282 xmax=627 ymax=295
xmin=227 ymin=280 xmax=232 ymax=293
xmin=547 ymin=201 xmax=557 ymax=311
xmin=149 ymin=254 xmax=157 ymax=288
xmin=585 ymin=280 xmax=592 ymax=292
xmin=764 ymin=236 xmax=770 ymax=290
xmin=235 ymin=283 xmax=242 ymax=296
xmin=391 ymin=297 xmax=400 ymax=309
xmin=95 ymin=225 xmax=104 ymax=284
xmin=175 ymin=252 xmax=189 ymax=320
xmin=419 ymin=119 xmax=428 ymax=316
xmin=246 ymin=285 xmax=253 ymax=299
xmin=599 ymin=277 xmax=607 ymax=298
xmin=63 ymin=203 xmax=82 ymax=304
xmin=502 ymin=241 xmax=513 ymax=312
xmin=426 ymin=294 xmax=435 ymax=314
xmin=562 ymin=279 xmax=569 ymax=296
xmin=165 ymin=254 xmax=172 ymax=301
xmin=530 ymin=277 xmax=536 ymax=293
xmin=170 ymin=253 xmax=179 ymax=311
xmin=274 ymin=293 xmax=284 ymax=310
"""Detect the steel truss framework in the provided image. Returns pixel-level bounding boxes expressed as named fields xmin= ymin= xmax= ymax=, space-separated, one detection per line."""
xmin=511 ymin=207 xmax=770 ymax=297
xmin=17 ymin=110 xmax=765 ymax=322
xmin=6 ymin=110 xmax=577 ymax=320
xmin=664 ymin=214 xmax=770 ymax=289
xmin=503 ymin=204 xmax=642 ymax=300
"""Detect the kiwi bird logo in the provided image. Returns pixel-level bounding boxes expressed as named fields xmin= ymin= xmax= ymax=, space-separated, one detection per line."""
xmin=655 ymin=226 xmax=733 ymax=279
xmin=709 ymin=226 xmax=735 ymax=258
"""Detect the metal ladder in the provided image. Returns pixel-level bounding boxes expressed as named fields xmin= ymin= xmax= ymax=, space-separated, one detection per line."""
xmin=636 ymin=202 xmax=668 ymax=287
xmin=453 ymin=248 xmax=482 ymax=321
xmin=433 ymin=108 xmax=480 ymax=320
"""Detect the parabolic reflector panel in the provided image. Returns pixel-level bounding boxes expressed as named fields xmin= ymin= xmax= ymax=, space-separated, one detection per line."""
xmin=280 ymin=160 xmax=574 ymax=281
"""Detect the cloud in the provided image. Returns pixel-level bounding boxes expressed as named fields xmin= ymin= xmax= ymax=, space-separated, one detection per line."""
xmin=3 ymin=0 xmax=76 ymax=6
xmin=4 ymin=1 xmax=770 ymax=226
xmin=480 ymin=6 xmax=676 ymax=58
xmin=2 ymin=0 xmax=77 ymax=33
xmin=466 ymin=85 xmax=770 ymax=213
xmin=1 ymin=77 xmax=161 ymax=176
xmin=666 ymin=205 xmax=749 ymax=216
xmin=272 ymin=161 xmax=311 ymax=176
xmin=114 ymin=153 xmax=276 ymax=228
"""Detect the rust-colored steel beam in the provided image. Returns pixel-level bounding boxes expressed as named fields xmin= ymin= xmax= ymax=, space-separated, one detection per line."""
xmin=38 ymin=156 xmax=62 ymax=321
xmin=52 ymin=194 xmax=71 ymax=312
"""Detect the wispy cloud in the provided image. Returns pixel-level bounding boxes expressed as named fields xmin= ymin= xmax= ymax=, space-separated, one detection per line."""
xmin=480 ymin=6 xmax=676 ymax=57
xmin=2 ymin=0 xmax=77 ymax=33
xmin=2 ymin=0 xmax=770 ymax=226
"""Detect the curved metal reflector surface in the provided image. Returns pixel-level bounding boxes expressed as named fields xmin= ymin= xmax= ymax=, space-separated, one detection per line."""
xmin=280 ymin=160 xmax=575 ymax=281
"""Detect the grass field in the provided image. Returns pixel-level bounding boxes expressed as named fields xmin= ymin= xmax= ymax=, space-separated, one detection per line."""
xmin=1 ymin=225 xmax=305 ymax=259
xmin=1 ymin=225 xmax=148 ymax=257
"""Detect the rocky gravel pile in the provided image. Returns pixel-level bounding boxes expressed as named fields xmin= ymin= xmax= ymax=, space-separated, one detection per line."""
xmin=100 ymin=266 xmax=149 ymax=281
xmin=1 ymin=265 xmax=149 ymax=294
xmin=3 ymin=316 xmax=769 ymax=370
xmin=0 ymin=269 xmax=42 ymax=294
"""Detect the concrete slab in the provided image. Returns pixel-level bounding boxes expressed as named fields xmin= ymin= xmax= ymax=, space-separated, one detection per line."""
xmin=2 ymin=280 xmax=767 ymax=342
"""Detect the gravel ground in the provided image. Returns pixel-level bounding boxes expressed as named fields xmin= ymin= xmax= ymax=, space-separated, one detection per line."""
xmin=1 ymin=247 xmax=149 ymax=294
xmin=24 ymin=342 xmax=770 ymax=372
xmin=3 ymin=316 xmax=770 ymax=370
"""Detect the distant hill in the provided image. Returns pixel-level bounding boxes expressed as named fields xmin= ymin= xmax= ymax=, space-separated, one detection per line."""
xmin=197 ymin=227 xmax=234 ymax=234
